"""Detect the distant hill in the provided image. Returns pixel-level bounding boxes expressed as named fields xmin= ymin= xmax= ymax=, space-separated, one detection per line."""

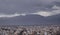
xmin=0 ymin=14 xmax=60 ymax=25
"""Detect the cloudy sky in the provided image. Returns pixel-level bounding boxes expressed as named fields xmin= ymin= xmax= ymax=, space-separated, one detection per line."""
xmin=0 ymin=0 xmax=60 ymax=25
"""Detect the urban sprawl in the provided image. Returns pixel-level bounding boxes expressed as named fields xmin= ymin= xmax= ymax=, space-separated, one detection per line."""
xmin=0 ymin=25 xmax=60 ymax=35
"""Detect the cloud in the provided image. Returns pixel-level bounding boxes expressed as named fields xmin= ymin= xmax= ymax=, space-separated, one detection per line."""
xmin=0 ymin=13 xmax=26 ymax=18
xmin=52 ymin=5 xmax=60 ymax=9
xmin=32 ymin=5 xmax=60 ymax=17
xmin=0 ymin=5 xmax=58 ymax=18
xmin=0 ymin=5 xmax=60 ymax=18
xmin=0 ymin=0 xmax=60 ymax=14
xmin=32 ymin=11 xmax=53 ymax=17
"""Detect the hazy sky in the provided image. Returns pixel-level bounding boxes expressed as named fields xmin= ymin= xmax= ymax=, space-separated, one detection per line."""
xmin=0 ymin=0 xmax=60 ymax=25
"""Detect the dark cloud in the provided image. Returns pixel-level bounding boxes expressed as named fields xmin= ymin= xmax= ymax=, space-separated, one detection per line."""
xmin=0 ymin=0 xmax=60 ymax=14
xmin=53 ymin=1 xmax=60 ymax=6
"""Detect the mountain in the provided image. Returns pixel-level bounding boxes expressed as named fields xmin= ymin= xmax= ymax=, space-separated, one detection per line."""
xmin=0 ymin=14 xmax=60 ymax=25
xmin=45 ymin=14 xmax=60 ymax=25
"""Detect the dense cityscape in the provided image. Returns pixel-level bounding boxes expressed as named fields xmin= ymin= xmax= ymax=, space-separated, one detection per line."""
xmin=0 ymin=25 xmax=60 ymax=35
